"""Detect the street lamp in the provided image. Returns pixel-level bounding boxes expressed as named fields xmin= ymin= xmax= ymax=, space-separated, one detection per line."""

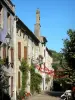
xmin=5 ymin=33 xmax=11 ymax=67
xmin=31 ymin=55 xmax=43 ymax=67
xmin=5 ymin=33 xmax=11 ymax=45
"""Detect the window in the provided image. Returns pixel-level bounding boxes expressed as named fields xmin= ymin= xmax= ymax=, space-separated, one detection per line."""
xmin=0 ymin=4 xmax=3 ymax=29
xmin=11 ymin=76 xmax=13 ymax=97
xmin=23 ymin=33 xmax=24 ymax=38
xmin=18 ymin=71 xmax=20 ymax=88
xmin=3 ymin=47 xmax=6 ymax=59
xmin=24 ymin=46 xmax=27 ymax=60
xmin=7 ymin=12 xmax=10 ymax=32
xmin=24 ymin=34 xmax=27 ymax=40
xmin=44 ymin=63 xmax=45 ymax=71
xmin=18 ymin=42 xmax=21 ymax=59
xmin=39 ymin=17 xmax=40 ymax=20
xmin=7 ymin=76 xmax=9 ymax=93
xmin=0 ymin=46 xmax=1 ymax=58
xmin=16 ymin=27 xmax=19 ymax=33
xmin=44 ymin=49 xmax=45 ymax=57
xmin=11 ymin=48 xmax=14 ymax=68
xmin=20 ymin=30 xmax=21 ymax=36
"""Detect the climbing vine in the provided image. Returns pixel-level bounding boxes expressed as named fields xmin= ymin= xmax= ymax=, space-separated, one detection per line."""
xmin=18 ymin=58 xmax=29 ymax=99
xmin=30 ymin=64 xmax=42 ymax=94
xmin=45 ymin=75 xmax=50 ymax=84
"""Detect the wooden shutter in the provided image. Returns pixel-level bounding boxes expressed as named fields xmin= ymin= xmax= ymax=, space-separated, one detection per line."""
xmin=18 ymin=42 xmax=21 ymax=59
xmin=3 ymin=47 xmax=6 ymax=59
xmin=44 ymin=50 xmax=45 ymax=57
xmin=18 ymin=71 xmax=20 ymax=88
xmin=44 ymin=63 xmax=45 ymax=71
xmin=24 ymin=46 xmax=27 ymax=60
xmin=0 ymin=4 xmax=2 ymax=25
xmin=0 ymin=8 xmax=1 ymax=25
xmin=0 ymin=4 xmax=3 ymax=28
xmin=11 ymin=48 xmax=14 ymax=67
xmin=11 ymin=76 xmax=13 ymax=97
xmin=7 ymin=12 xmax=10 ymax=30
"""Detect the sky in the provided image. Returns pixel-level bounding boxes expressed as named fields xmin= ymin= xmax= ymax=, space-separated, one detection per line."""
xmin=12 ymin=0 xmax=75 ymax=52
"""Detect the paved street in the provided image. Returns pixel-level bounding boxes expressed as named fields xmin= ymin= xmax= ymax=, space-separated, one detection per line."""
xmin=28 ymin=91 xmax=63 ymax=100
xmin=29 ymin=94 xmax=60 ymax=100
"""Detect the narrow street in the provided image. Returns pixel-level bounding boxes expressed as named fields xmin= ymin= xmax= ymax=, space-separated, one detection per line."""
xmin=28 ymin=91 xmax=62 ymax=100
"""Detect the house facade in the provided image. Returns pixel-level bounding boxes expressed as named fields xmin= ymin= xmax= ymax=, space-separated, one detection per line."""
xmin=45 ymin=47 xmax=54 ymax=90
xmin=0 ymin=0 xmax=16 ymax=99
xmin=15 ymin=17 xmax=40 ymax=94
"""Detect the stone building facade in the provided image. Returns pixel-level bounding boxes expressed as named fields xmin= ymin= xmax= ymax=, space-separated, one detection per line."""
xmin=45 ymin=47 xmax=54 ymax=90
xmin=0 ymin=0 xmax=16 ymax=99
xmin=16 ymin=17 xmax=40 ymax=94
xmin=34 ymin=9 xmax=54 ymax=91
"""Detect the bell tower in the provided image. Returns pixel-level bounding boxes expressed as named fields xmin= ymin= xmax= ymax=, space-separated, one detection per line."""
xmin=34 ymin=8 xmax=41 ymax=39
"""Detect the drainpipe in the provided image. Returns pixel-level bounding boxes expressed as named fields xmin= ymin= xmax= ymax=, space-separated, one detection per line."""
xmin=13 ymin=16 xmax=17 ymax=100
xmin=27 ymin=36 xmax=30 ymax=93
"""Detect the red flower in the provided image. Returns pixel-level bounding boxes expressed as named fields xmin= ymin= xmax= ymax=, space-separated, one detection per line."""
xmin=25 ymin=92 xmax=31 ymax=96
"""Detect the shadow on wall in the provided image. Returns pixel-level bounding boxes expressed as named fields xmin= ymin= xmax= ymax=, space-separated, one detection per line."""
xmin=0 ymin=90 xmax=11 ymax=100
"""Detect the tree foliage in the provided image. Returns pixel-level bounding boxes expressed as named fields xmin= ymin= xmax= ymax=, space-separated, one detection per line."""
xmin=0 ymin=58 xmax=10 ymax=99
xmin=62 ymin=29 xmax=75 ymax=69
xmin=0 ymin=58 xmax=9 ymax=92
xmin=50 ymin=50 xmax=62 ymax=62
xmin=51 ymin=49 xmax=71 ymax=84
xmin=30 ymin=65 xmax=42 ymax=94
xmin=60 ymin=29 xmax=75 ymax=84
xmin=19 ymin=59 xmax=29 ymax=90
xmin=45 ymin=75 xmax=50 ymax=84
xmin=18 ymin=59 xmax=29 ymax=99
xmin=51 ymin=49 xmax=63 ymax=70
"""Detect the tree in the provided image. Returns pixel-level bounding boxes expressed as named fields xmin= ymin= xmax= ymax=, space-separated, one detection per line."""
xmin=62 ymin=29 xmax=75 ymax=69
xmin=0 ymin=58 xmax=9 ymax=91
xmin=0 ymin=58 xmax=10 ymax=99
xmin=62 ymin=29 xmax=75 ymax=83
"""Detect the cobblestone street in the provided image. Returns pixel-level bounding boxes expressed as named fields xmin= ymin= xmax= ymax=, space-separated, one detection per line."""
xmin=28 ymin=91 xmax=61 ymax=100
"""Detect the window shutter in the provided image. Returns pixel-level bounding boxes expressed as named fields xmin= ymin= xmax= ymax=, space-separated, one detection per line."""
xmin=44 ymin=50 xmax=45 ymax=57
xmin=0 ymin=11 xmax=1 ymax=25
xmin=18 ymin=42 xmax=21 ymax=59
xmin=0 ymin=4 xmax=3 ymax=28
xmin=3 ymin=47 xmax=6 ymax=59
xmin=11 ymin=48 xmax=14 ymax=67
xmin=0 ymin=4 xmax=2 ymax=27
xmin=24 ymin=46 xmax=27 ymax=60
xmin=11 ymin=76 xmax=13 ymax=97
xmin=18 ymin=71 xmax=20 ymax=88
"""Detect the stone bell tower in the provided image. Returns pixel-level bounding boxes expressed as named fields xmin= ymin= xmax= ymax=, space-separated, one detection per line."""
xmin=34 ymin=8 xmax=41 ymax=39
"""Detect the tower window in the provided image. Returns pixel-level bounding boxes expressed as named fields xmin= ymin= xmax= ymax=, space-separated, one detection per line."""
xmin=39 ymin=17 xmax=40 ymax=20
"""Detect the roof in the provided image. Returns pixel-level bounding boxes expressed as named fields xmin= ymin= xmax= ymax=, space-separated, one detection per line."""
xmin=16 ymin=17 xmax=40 ymax=44
xmin=41 ymin=36 xmax=47 ymax=43
xmin=1 ymin=0 xmax=15 ymax=15
xmin=7 ymin=0 xmax=15 ymax=6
